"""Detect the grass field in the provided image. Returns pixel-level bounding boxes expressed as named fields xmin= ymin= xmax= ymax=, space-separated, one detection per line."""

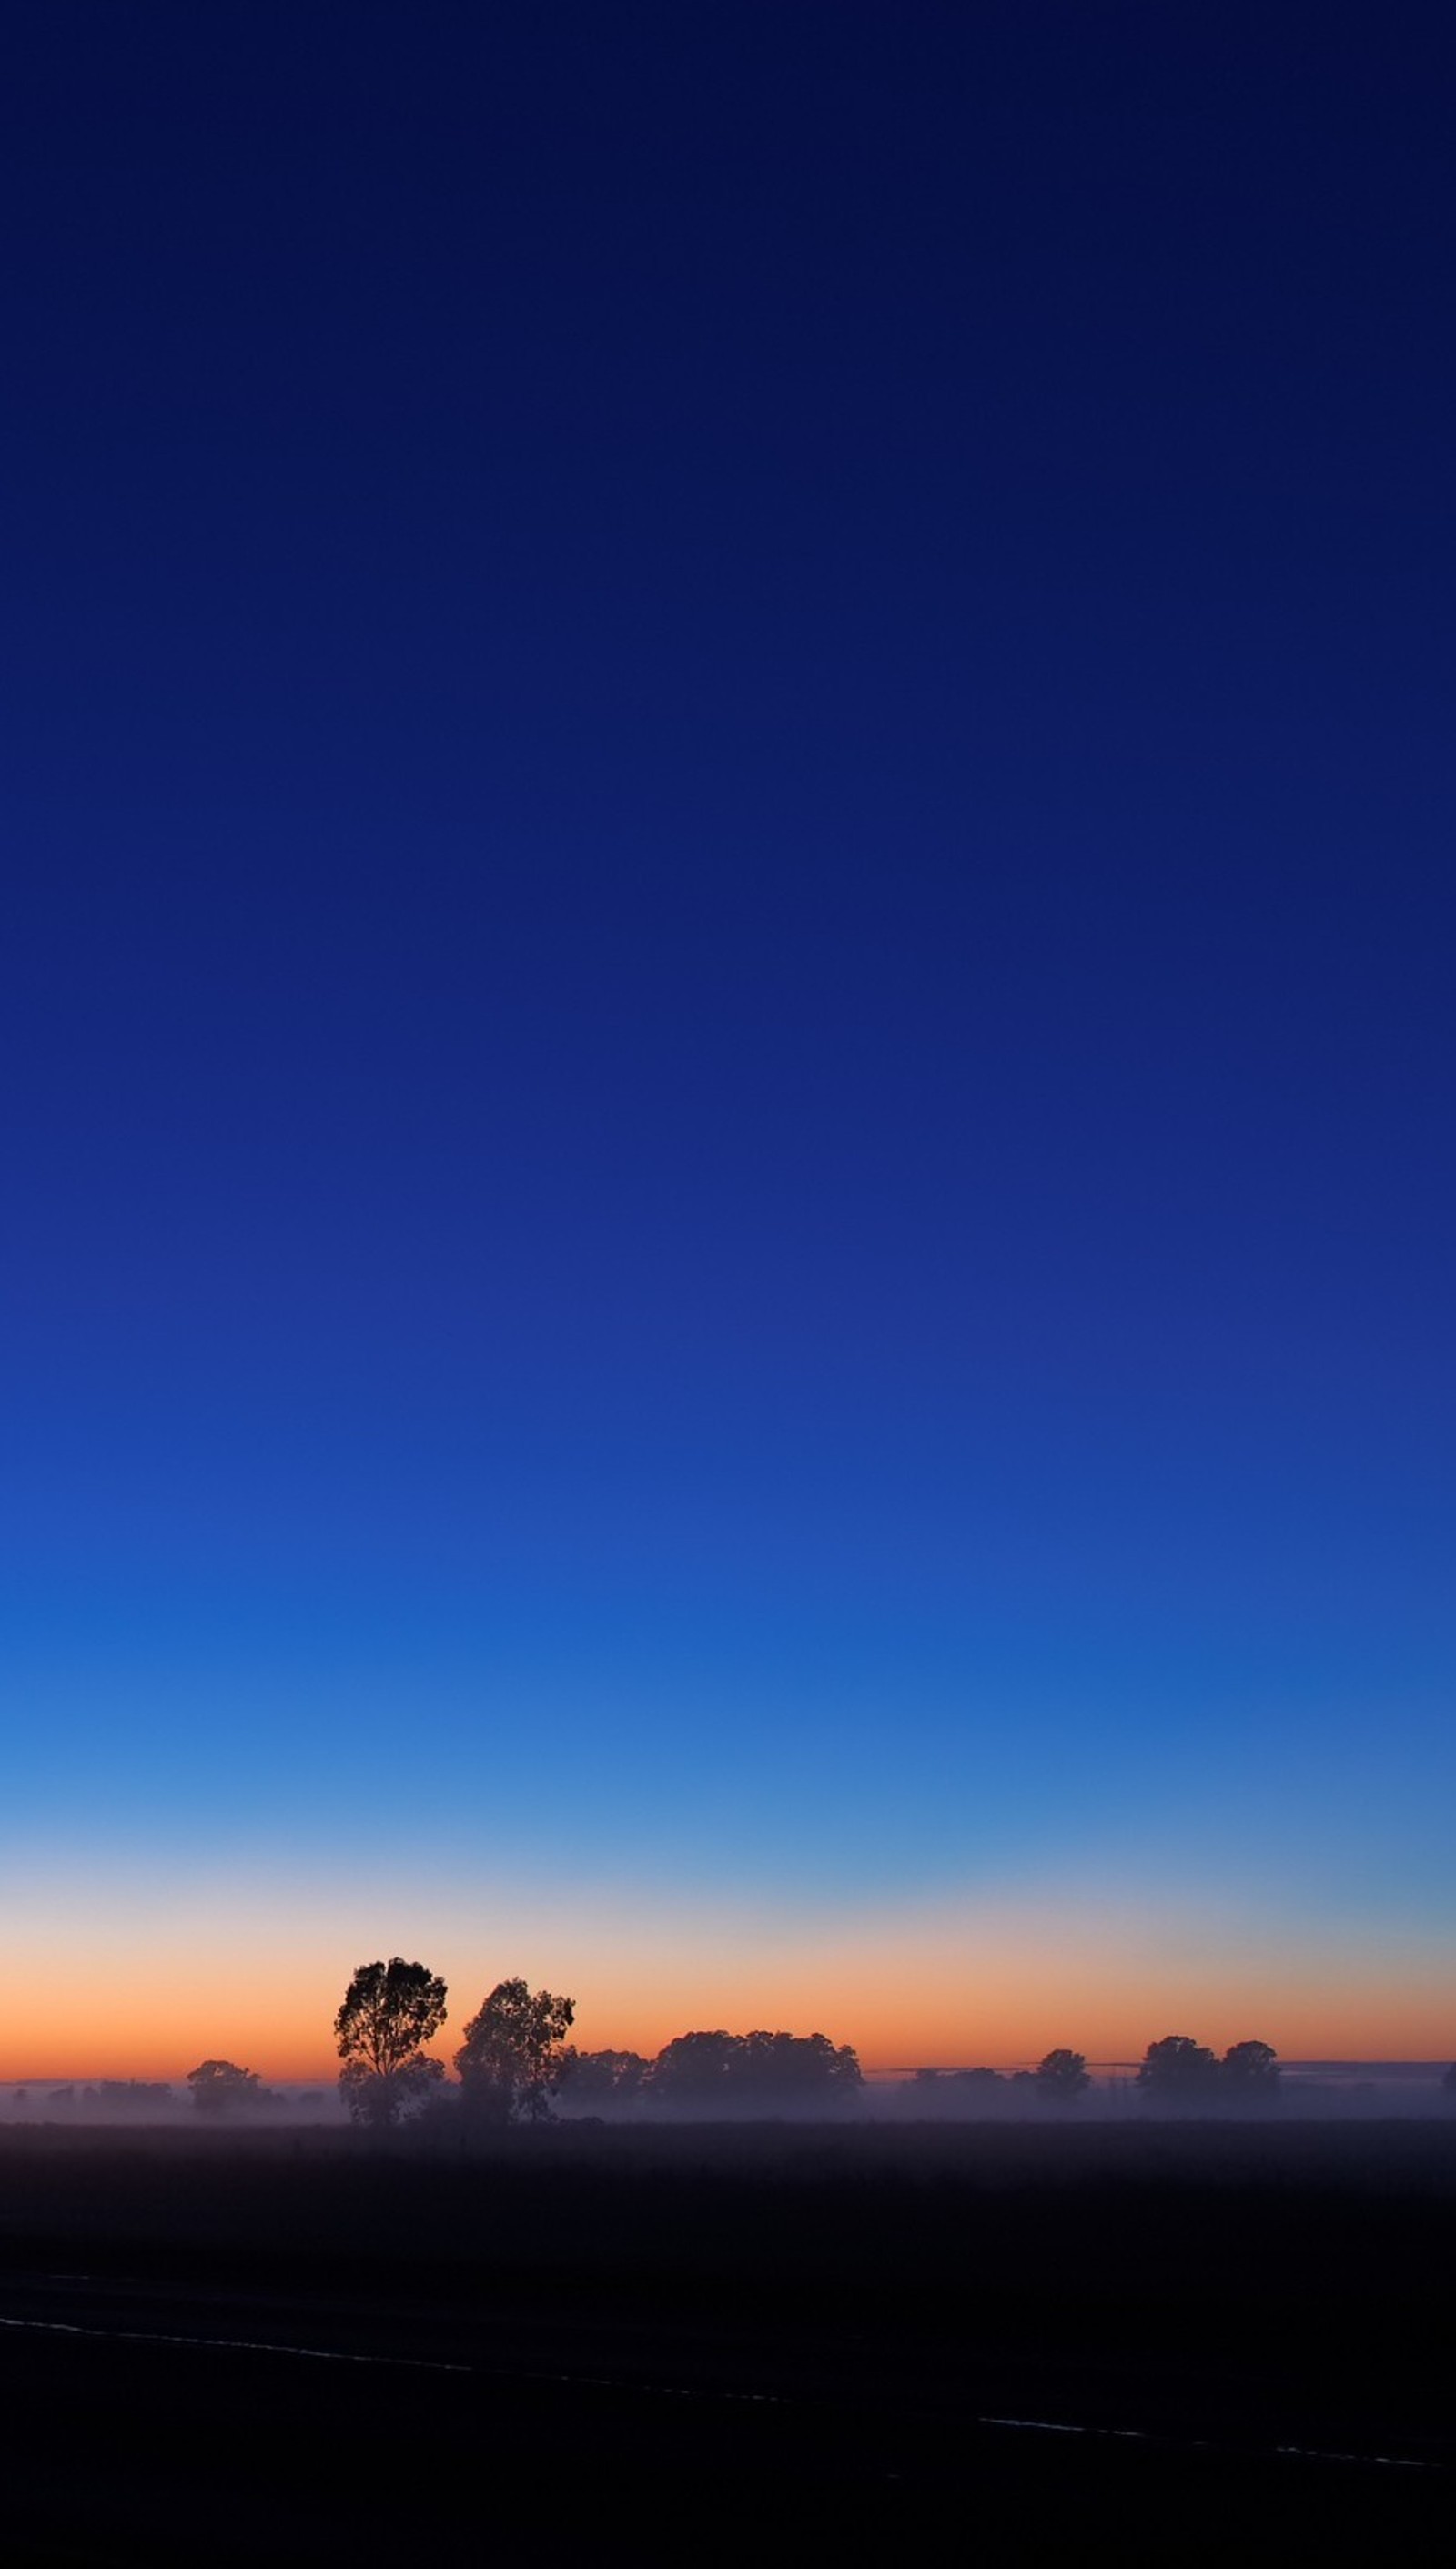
xmin=2 ymin=2118 xmax=1452 ymax=2562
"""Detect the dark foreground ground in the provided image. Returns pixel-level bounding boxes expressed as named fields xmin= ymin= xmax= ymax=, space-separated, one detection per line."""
xmin=1 ymin=2118 xmax=1453 ymax=2564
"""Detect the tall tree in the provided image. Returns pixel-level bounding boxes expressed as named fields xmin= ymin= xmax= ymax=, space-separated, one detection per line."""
xmin=1136 ymin=2034 xmax=1220 ymax=2109
xmin=334 ymin=1957 xmax=448 ymax=2129
xmin=1220 ymin=2039 xmax=1280 ymax=2100
xmin=455 ymin=1978 xmax=576 ymax=2123
xmin=1033 ymin=2048 xmax=1091 ymax=2102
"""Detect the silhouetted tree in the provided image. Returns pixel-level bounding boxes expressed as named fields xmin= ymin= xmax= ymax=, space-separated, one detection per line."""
xmin=335 ymin=1957 xmax=448 ymax=2129
xmin=1136 ymin=2034 xmax=1220 ymax=2108
xmin=187 ymin=2058 xmax=277 ymax=2112
xmin=650 ymin=2030 xmax=738 ymax=2106
xmin=1034 ymin=2048 xmax=1091 ymax=2102
xmin=455 ymin=1978 xmax=576 ymax=2123
xmin=737 ymin=2030 xmax=862 ymax=2104
xmin=559 ymin=2048 xmax=649 ymax=2109
xmin=1220 ymin=2039 xmax=1279 ymax=2101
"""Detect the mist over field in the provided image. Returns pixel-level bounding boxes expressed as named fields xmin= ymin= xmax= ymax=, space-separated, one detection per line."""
xmin=6 ymin=2061 xmax=1454 ymax=2127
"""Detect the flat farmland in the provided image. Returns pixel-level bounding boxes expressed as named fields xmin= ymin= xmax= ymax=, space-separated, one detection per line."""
xmin=1 ymin=2119 xmax=1452 ymax=2563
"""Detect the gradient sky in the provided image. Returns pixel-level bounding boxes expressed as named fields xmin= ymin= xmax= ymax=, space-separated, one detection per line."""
xmin=4 ymin=5 xmax=1454 ymax=2078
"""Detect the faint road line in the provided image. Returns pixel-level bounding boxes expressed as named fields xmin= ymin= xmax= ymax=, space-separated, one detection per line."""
xmin=0 ymin=2310 xmax=1444 ymax=2473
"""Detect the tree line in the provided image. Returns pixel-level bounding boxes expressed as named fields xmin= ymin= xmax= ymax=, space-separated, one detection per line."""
xmin=176 ymin=1963 xmax=1309 ymax=2128
xmin=49 ymin=1967 xmax=1446 ymax=2123
xmin=912 ymin=2035 xmax=1284 ymax=2108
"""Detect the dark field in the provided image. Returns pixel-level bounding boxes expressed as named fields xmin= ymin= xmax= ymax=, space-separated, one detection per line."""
xmin=2 ymin=2119 xmax=1453 ymax=2563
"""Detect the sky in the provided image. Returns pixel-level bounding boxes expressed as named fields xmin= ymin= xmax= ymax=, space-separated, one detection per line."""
xmin=3 ymin=3 xmax=1454 ymax=2078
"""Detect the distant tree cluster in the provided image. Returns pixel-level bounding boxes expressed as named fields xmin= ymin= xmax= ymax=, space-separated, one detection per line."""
xmin=186 ymin=2059 xmax=282 ymax=2112
xmin=913 ymin=2048 xmax=1094 ymax=2105
xmin=561 ymin=2028 xmax=864 ymax=2116
xmin=36 ymin=2079 xmax=175 ymax=2110
xmin=1136 ymin=2035 xmax=1280 ymax=2108
xmin=904 ymin=2038 xmax=1285 ymax=2113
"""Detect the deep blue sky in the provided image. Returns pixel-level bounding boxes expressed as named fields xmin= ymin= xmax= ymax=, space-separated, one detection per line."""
xmin=3 ymin=5 xmax=1453 ymax=2063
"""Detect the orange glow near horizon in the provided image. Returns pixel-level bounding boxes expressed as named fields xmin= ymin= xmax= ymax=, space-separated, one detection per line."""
xmin=4 ymin=1871 xmax=1453 ymax=2083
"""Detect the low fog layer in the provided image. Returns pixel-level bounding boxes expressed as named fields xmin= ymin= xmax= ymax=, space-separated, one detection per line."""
xmin=6 ymin=2058 xmax=1455 ymax=2126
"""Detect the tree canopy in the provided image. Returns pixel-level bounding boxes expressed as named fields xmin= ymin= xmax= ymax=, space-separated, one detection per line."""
xmin=559 ymin=2048 xmax=650 ymax=2107
xmin=455 ymin=1978 xmax=576 ymax=2123
xmin=1033 ymin=2048 xmax=1091 ymax=2101
xmin=1137 ymin=2035 xmax=1221 ymax=2102
xmin=1220 ymin=2039 xmax=1279 ymax=2097
xmin=335 ymin=1957 xmax=448 ymax=2128
xmin=650 ymin=2029 xmax=862 ymax=2112
xmin=186 ymin=2058 xmax=276 ymax=2111
xmin=1137 ymin=2034 xmax=1280 ymax=2109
